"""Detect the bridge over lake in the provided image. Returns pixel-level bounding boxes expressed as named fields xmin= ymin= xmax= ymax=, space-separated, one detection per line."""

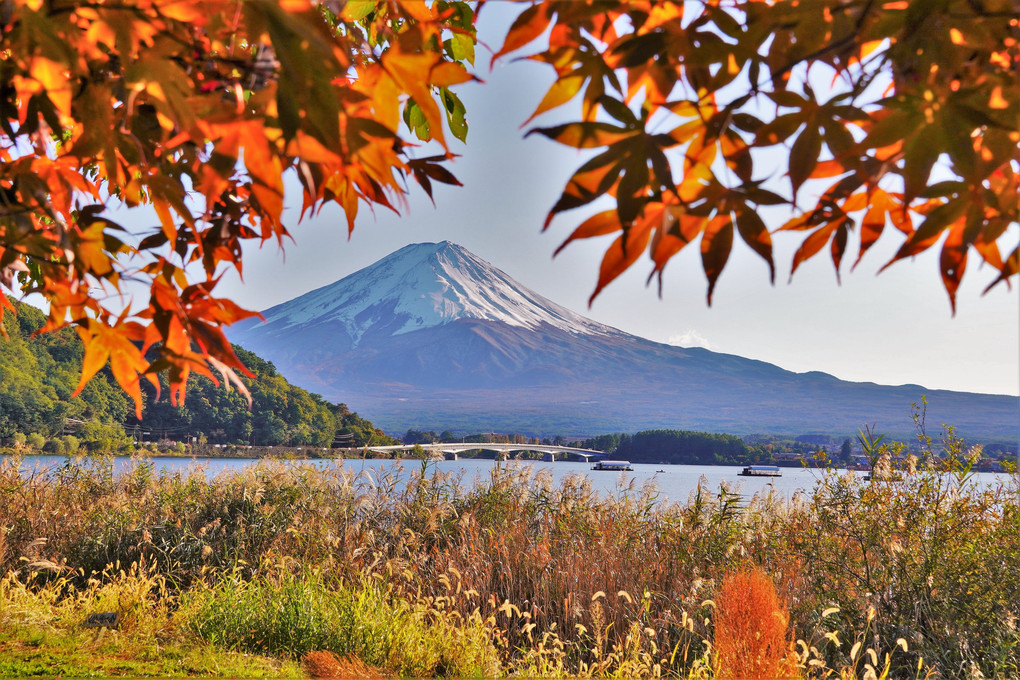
xmin=345 ymin=442 xmax=607 ymax=461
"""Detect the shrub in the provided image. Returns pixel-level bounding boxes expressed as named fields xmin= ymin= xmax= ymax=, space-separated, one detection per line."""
xmin=42 ymin=439 xmax=65 ymax=454
xmin=26 ymin=433 xmax=45 ymax=450
xmin=75 ymin=421 xmax=130 ymax=453
xmin=713 ymin=567 xmax=795 ymax=680
xmin=789 ymin=467 xmax=1020 ymax=675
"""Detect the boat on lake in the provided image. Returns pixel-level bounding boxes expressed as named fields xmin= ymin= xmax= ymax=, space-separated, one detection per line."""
xmin=592 ymin=460 xmax=633 ymax=471
xmin=863 ymin=472 xmax=904 ymax=482
xmin=739 ymin=465 xmax=782 ymax=477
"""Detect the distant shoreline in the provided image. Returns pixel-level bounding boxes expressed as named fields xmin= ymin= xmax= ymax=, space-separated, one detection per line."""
xmin=4 ymin=448 xmax=1013 ymax=474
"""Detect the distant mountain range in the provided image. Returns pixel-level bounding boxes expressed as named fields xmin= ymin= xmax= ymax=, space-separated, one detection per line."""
xmin=229 ymin=242 xmax=1018 ymax=440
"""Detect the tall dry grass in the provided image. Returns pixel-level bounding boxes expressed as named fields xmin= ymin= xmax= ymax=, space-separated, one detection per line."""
xmin=2 ymin=452 xmax=1017 ymax=677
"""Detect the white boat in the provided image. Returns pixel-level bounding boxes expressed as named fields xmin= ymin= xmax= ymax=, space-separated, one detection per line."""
xmin=591 ymin=460 xmax=633 ymax=471
xmin=739 ymin=465 xmax=782 ymax=477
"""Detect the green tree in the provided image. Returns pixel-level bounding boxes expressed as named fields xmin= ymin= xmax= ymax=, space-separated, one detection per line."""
xmin=61 ymin=435 xmax=80 ymax=454
xmin=839 ymin=437 xmax=853 ymax=465
xmin=615 ymin=429 xmax=748 ymax=464
xmin=0 ymin=301 xmax=130 ymax=439
xmin=580 ymin=433 xmax=625 ymax=453
xmin=76 ymin=421 xmax=131 ymax=453
xmin=403 ymin=430 xmax=438 ymax=445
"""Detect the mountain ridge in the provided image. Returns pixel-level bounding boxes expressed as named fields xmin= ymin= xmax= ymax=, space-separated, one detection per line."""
xmin=229 ymin=242 xmax=1018 ymax=440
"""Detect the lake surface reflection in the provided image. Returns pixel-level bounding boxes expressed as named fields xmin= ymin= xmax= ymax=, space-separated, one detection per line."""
xmin=7 ymin=453 xmax=1014 ymax=503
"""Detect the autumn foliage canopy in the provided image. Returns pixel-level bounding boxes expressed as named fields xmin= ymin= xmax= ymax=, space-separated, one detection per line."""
xmin=1 ymin=0 xmax=1017 ymax=413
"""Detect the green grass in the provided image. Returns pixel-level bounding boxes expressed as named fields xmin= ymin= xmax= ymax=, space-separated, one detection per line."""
xmin=0 ymin=572 xmax=303 ymax=678
xmin=0 ymin=626 xmax=302 ymax=677
xmin=181 ymin=566 xmax=500 ymax=678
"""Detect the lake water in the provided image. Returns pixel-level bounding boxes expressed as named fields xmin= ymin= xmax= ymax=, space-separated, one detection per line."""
xmin=6 ymin=454 xmax=1014 ymax=503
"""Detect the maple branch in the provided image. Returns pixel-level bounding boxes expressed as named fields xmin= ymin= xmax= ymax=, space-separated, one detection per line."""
xmin=766 ymin=0 xmax=878 ymax=87
xmin=44 ymin=2 xmax=150 ymax=17
xmin=958 ymin=0 xmax=1020 ymax=17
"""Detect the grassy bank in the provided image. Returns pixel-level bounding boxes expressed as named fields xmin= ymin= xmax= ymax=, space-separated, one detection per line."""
xmin=1 ymin=450 xmax=1017 ymax=678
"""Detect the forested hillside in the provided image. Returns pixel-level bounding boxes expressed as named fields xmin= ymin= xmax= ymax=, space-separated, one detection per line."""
xmin=0 ymin=302 xmax=130 ymax=440
xmin=0 ymin=303 xmax=393 ymax=450
xmin=138 ymin=347 xmax=394 ymax=448
xmin=613 ymin=430 xmax=750 ymax=465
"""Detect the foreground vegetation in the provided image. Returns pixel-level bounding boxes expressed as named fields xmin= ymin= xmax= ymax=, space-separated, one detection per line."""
xmin=1 ymin=437 xmax=1017 ymax=678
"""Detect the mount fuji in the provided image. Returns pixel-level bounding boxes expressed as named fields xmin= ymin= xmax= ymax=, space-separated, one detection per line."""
xmin=228 ymin=242 xmax=1017 ymax=439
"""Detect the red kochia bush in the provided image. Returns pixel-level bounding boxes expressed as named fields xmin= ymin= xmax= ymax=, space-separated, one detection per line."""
xmin=713 ymin=567 xmax=796 ymax=680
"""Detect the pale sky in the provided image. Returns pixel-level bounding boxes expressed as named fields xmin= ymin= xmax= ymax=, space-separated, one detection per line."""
xmin=207 ymin=5 xmax=1019 ymax=399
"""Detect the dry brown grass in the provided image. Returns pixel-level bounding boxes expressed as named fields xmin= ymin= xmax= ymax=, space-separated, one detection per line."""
xmin=713 ymin=567 xmax=796 ymax=680
xmin=3 ymin=455 xmax=1017 ymax=677
xmin=302 ymin=650 xmax=390 ymax=679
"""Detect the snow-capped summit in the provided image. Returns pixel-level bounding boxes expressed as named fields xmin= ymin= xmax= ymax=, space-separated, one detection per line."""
xmin=245 ymin=241 xmax=618 ymax=346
